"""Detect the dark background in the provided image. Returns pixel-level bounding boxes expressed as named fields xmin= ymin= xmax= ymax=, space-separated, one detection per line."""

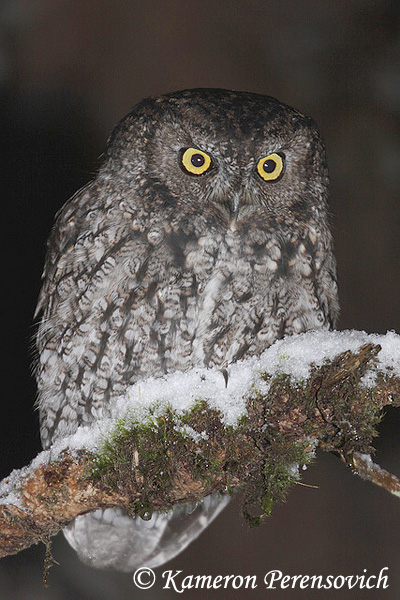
xmin=1 ymin=1 xmax=399 ymax=598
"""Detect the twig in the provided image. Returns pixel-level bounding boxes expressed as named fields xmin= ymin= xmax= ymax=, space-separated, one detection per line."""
xmin=348 ymin=452 xmax=400 ymax=498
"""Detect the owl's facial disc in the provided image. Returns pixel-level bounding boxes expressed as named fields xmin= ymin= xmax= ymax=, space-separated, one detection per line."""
xmin=177 ymin=144 xmax=288 ymax=221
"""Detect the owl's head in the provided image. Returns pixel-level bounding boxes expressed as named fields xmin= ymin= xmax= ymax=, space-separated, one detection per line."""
xmin=102 ymin=89 xmax=329 ymax=226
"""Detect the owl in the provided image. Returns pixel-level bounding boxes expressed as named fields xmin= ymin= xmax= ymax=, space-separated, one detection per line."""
xmin=35 ymin=89 xmax=339 ymax=571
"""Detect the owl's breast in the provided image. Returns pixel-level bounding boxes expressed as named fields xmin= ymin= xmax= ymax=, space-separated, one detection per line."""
xmin=158 ymin=224 xmax=331 ymax=371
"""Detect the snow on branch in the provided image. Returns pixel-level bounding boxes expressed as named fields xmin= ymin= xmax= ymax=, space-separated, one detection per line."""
xmin=1 ymin=330 xmax=400 ymax=561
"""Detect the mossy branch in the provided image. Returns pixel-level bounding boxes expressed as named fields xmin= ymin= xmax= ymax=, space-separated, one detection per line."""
xmin=1 ymin=341 xmax=399 ymax=560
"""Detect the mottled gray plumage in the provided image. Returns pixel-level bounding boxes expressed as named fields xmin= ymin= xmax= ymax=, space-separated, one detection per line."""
xmin=35 ymin=89 xmax=338 ymax=570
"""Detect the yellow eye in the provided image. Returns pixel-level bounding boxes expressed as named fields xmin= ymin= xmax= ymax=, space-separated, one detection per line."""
xmin=256 ymin=153 xmax=284 ymax=182
xmin=181 ymin=148 xmax=212 ymax=175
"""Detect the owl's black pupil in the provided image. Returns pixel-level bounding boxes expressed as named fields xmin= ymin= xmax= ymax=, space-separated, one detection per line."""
xmin=191 ymin=153 xmax=205 ymax=168
xmin=263 ymin=159 xmax=277 ymax=173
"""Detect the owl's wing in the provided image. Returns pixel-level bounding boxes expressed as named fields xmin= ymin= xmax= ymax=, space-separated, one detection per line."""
xmin=34 ymin=179 xmax=168 ymax=447
xmin=35 ymin=183 xmax=94 ymax=318
xmin=35 ymin=181 xmax=142 ymax=320
xmin=63 ymin=494 xmax=230 ymax=571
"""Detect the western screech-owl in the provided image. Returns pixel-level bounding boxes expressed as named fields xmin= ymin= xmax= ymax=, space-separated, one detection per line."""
xmin=35 ymin=89 xmax=339 ymax=570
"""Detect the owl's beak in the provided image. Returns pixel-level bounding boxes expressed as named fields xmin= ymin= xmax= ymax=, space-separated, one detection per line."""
xmin=227 ymin=192 xmax=241 ymax=222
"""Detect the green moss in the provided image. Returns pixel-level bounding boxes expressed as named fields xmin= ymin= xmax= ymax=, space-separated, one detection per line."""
xmin=92 ymin=400 xmax=238 ymax=515
xmin=242 ymin=431 xmax=314 ymax=527
xmin=92 ymin=395 xmax=314 ymax=526
xmin=90 ymin=348 xmax=385 ymax=527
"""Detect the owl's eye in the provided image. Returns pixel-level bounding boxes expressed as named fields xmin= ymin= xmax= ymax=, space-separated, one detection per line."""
xmin=256 ymin=153 xmax=285 ymax=182
xmin=180 ymin=148 xmax=212 ymax=176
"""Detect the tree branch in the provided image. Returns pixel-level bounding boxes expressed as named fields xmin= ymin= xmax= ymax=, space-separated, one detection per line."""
xmin=1 ymin=334 xmax=399 ymax=560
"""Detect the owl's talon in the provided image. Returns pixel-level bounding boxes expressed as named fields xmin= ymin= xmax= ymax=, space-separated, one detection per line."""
xmin=221 ymin=368 xmax=229 ymax=387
